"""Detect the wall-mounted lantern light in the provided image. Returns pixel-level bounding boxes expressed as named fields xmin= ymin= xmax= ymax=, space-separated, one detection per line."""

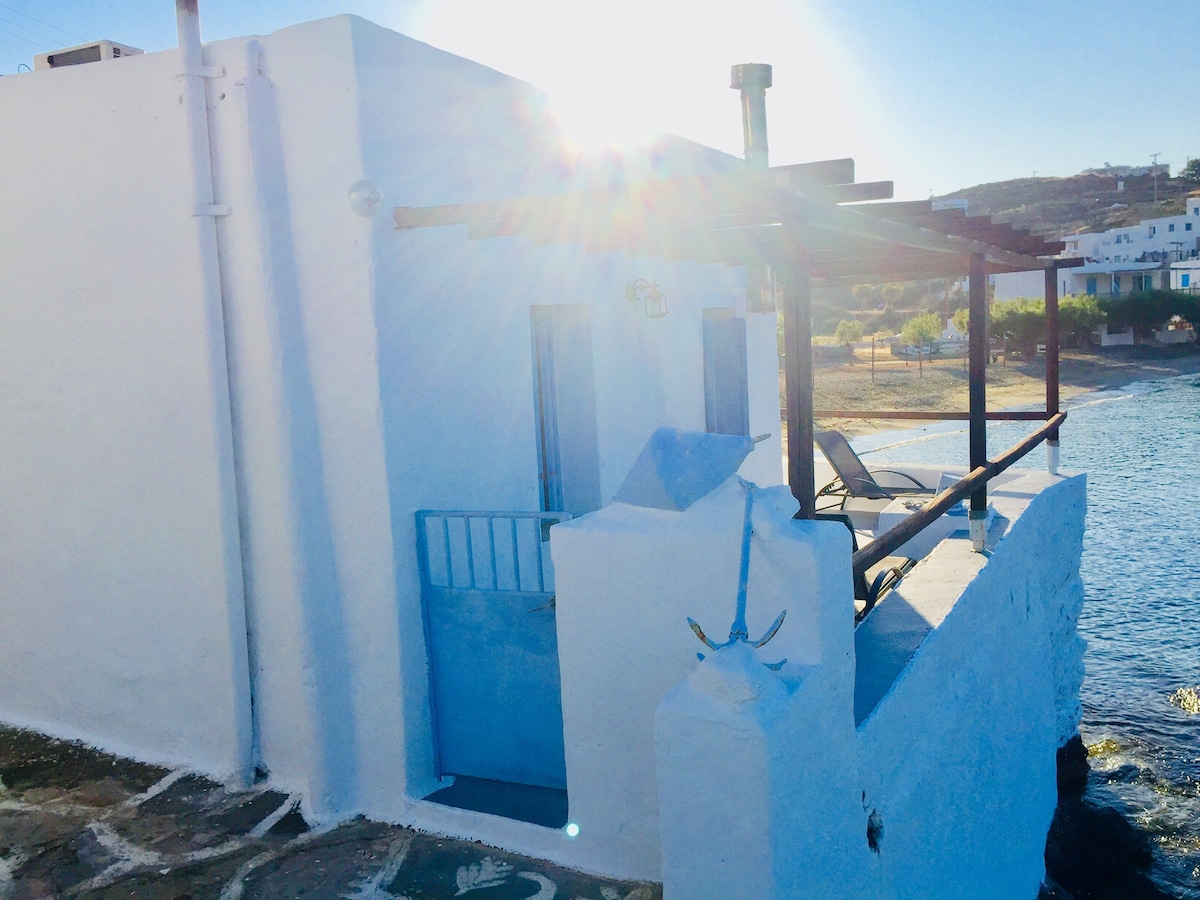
xmin=626 ymin=278 xmax=668 ymax=319
xmin=747 ymin=265 xmax=777 ymax=314
xmin=348 ymin=179 xmax=384 ymax=217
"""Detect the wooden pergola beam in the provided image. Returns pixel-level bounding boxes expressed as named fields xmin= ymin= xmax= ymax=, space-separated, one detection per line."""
xmin=396 ymin=171 xmax=1064 ymax=268
xmin=785 ymin=195 xmax=1049 ymax=272
xmin=771 ymin=158 xmax=855 ymax=188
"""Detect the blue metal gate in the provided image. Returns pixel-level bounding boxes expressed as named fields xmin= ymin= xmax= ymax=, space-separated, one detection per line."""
xmin=416 ymin=510 xmax=570 ymax=789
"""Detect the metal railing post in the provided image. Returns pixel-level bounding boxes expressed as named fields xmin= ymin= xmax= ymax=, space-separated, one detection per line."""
xmin=1045 ymin=265 xmax=1061 ymax=475
xmin=783 ymin=225 xmax=815 ymax=517
xmin=968 ymin=253 xmax=988 ymax=549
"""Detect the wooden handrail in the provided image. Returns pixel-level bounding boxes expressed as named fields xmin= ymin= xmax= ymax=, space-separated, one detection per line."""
xmin=851 ymin=412 xmax=1067 ymax=576
xmin=813 ymin=410 xmax=1052 ymax=421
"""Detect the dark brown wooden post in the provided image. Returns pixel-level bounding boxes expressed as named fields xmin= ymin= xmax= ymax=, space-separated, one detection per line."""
xmin=968 ymin=253 xmax=988 ymax=546
xmin=784 ymin=224 xmax=815 ymax=517
xmin=1044 ymin=264 xmax=1061 ymax=474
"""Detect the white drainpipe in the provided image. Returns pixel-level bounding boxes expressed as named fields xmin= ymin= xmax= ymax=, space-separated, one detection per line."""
xmin=175 ymin=0 xmax=256 ymax=781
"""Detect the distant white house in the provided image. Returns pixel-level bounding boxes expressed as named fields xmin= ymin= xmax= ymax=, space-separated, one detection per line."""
xmin=942 ymin=321 xmax=966 ymax=341
xmin=1170 ymin=259 xmax=1200 ymax=292
xmin=1062 ymin=261 xmax=1164 ymax=297
xmin=1080 ymin=162 xmax=1170 ymax=178
xmin=994 ymin=193 xmax=1200 ymax=300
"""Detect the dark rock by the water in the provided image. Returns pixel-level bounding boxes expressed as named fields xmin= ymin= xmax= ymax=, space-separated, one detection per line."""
xmin=1039 ymin=875 xmax=1076 ymax=899
xmin=1043 ymin=797 xmax=1175 ymax=899
xmin=1043 ymin=734 xmax=1180 ymax=899
xmin=1056 ymin=734 xmax=1089 ymax=798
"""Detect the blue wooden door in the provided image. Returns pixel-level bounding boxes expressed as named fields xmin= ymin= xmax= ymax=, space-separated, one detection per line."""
xmin=417 ymin=511 xmax=569 ymax=789
xmin=703 ymin=308 xmax=750 ymax=436
xmin=531 ymin=305 xmax=601 ymax=516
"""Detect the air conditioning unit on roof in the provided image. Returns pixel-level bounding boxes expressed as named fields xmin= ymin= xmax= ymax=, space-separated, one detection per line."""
xmin=34 ymin=41 xmax=143 ymax=71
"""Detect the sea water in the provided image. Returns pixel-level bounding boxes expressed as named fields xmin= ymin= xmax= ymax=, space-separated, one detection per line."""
xmin=856 ymin=375 xmax=1200 ymax=894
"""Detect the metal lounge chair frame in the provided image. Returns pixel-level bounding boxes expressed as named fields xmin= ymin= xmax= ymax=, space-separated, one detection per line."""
xmin=813 ymin=512 xmax=914 ymax=623
xmin=814 ymin=429 xmax=935 ymax=509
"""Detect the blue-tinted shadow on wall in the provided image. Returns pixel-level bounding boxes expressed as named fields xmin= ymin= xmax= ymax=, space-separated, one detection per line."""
xmin=424 ymin=776 xmax=569 ymax=829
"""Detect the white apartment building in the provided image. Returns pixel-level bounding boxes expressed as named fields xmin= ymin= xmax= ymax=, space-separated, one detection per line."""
xmin=994 ymin=193 xmax=1200 ymax=300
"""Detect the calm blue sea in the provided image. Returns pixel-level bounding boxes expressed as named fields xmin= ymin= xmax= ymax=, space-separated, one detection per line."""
xmin=856 ymin=375 xmax=1200 ymax=895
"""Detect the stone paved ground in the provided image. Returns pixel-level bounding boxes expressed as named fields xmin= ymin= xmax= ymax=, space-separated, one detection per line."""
xmin=0 ymin=727 xmax=660 ymax=900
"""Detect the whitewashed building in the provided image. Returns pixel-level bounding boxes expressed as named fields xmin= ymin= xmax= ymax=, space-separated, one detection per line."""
xmin=0 ymin=7 xmax=1087 ymax=897
xmin=994 ymin=194 xmax=1200 ymax=300
xmin=1170 ymin=259 xmax=1200 ymax=293
xmin=0 ymin=8 xmax=781 ymax=815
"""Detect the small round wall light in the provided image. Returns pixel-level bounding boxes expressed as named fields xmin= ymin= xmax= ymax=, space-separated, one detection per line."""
xmin=625 ymin=278 xmax=668 ymax=319
xmin=348 ymin=179 xmax=384 ymax=218
xmin=565 ymin=822 xmax=580 ymax=838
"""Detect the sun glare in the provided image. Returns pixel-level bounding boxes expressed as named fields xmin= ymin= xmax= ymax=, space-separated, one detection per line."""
xmin=409 ymin=0 xmax=892 ymax=171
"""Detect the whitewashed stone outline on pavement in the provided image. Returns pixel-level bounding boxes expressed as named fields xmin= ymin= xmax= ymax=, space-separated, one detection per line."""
xmin=341 ymin=834 xmax=413 ymax=900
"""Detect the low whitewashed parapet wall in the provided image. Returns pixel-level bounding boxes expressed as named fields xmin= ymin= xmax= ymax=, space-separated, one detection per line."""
xmin=656 ymin=643 xmax=872 ymax=898
xmin=550 ymin=478 xmax=848 ymax=880
xmin=854 ymin=470 xmax=1085 ymax=899
xmin=647 ymin=470 xmax=1085 ymax=899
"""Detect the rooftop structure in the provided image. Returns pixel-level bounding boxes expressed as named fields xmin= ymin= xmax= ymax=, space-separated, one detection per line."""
xmin=1080 ymin=162 xmax=1170 ymax=178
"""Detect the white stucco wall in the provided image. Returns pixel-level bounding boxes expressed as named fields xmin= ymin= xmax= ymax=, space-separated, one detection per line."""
xmin=648 ymin=469 xmax=1085 ymax=898
xmin=0 ymin=11 xmax=783 ymax=830
xmin=1170 ymin=261 xmax=1200 ymax=290
xmin=337 ymin=15 xmax=782 ymax=822
xmin=991 ymin=269 xmax=1046 ymax=301
xmin=854 ymin=471 xmax=1085 ymax=899
xmin=550 ymin=479 xmax=832 ymax=879
xmin=0 ymin=47 xmax=251 ymax=776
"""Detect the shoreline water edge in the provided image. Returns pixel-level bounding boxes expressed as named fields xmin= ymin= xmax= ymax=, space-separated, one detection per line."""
xmin=849 ymin=365 xmax=1200 ymax=898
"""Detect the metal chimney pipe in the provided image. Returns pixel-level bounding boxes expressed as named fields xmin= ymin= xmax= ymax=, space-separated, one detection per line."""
xmin=733 ymin=63 xmax=777 ymax=314
xmin=731 ymin=63 xmax=772 ymax=170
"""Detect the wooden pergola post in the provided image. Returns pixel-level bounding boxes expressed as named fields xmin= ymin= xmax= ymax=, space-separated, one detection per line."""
xmin=1044 ymin=265 xmax=1061 ymax=475
xmin=783 ymin=225 xmax=815 ymax=518
xmin=968 ymin=252 xmax=988 ymax=548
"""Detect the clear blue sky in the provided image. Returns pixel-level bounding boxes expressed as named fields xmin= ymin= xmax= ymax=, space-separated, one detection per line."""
xmin=2 ymin=0 xmax=1196 ymax=199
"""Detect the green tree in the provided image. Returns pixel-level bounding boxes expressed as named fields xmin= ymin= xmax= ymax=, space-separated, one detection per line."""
xmin=990 ymin=297 xmax=1044 ymax=360
xmin=881 ymin=283 xmax=902 ymax=311
xmin=1181 ymin=159 xmax=1200 ymax=183
xmin=833 ymin=319 xmax=864 ymax=360
xmin=900 ymin=312 xmax=942 ymax=351
xmin=1058 ymin=294 xmax=1105 ymax=346
xmin=1100 ymin=289 xmax=1200 ymax=338
xmin=852 ymin=284 xmax=875 ymax=310
xmin=951 ymin=307 xmax=971 ymax=335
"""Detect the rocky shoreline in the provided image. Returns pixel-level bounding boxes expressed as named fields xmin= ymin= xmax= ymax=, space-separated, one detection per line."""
xmin=1041 ymin=735 xmax=1179 ymax=899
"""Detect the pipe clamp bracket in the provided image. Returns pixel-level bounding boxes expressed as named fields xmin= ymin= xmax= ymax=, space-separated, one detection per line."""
xmin=179 ymin=65 xmax=224 ymax=78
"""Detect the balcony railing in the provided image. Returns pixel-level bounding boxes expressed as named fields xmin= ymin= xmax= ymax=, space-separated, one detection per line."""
xmin=849 ymin=413 xmax=1066 ymax=580
xmin=803 ymin=257 xmax=1071 ymax=621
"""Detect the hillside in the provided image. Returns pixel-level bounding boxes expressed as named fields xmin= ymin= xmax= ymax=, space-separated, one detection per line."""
xmin=937 ymin=170 xmax=1196 ymax=238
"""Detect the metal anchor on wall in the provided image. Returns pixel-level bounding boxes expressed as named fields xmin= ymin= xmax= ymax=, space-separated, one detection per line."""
xmin=687 ymin=482 xmax=787 ymax=669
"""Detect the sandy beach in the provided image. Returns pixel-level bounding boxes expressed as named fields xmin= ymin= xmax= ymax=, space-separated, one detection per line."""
xmin=806 ymin=345 xmax=1200 ymax=439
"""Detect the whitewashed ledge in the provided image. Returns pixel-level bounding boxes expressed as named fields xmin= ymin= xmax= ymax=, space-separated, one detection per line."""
xmin=551 ymin=467 xmax=1085 ymax=899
